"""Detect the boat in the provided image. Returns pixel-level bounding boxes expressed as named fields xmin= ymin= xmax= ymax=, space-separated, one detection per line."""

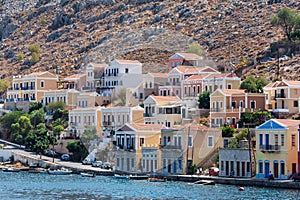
xmin=47 ymin=167 xmax=72 ymax=175
xmin=193 ymin=180 xmax=215 ymax=185
xmin=114 ymin=174 xmax=130 ymax=180
xmin=2 ymin=167 xmax=21 ymax=172
xmin=148 ymin=177 xmax=166 ymax=182
xmin=238 ymin=186 xmax=245 ymax=191
xmin=81 ymin=172 xmax=96 ymax=177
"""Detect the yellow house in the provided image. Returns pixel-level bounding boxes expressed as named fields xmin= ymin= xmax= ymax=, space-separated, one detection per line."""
xmin=144 ymin=95 xmax=182 ymax=127
xmin=42 ymin=89 xmax=80 ymax=109
xmin=5 ymin=71 xmax=58 ymax=111
xmin=263 ymin=80 xmax=300 ymax=118
xmin=160 ymin=123 xmax=222 ymax=174
xmin=256 ymin=119 xmax=300 ymax=179
xmin=114 ymin=123 xmax=166 ymax=173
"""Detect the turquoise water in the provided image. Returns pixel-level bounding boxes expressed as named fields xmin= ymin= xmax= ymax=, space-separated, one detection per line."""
xmin=0 ymin=171 xmax=299 ymax=200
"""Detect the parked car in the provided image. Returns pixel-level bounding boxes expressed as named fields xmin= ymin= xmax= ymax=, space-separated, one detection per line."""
xmin=101 ymin=162 xmax=112 ymax=170
xmin=61 ymin=154 xmax=70 ymax=161
xmin=261 ymin=57 xmax=275 ymax=62
xmin=208 ymin=167 xmax=219 ymax=176
xmin=46 ymin=150 xmax=58 ymax=157
xmin=92 ymin=161 xmax=102 ymax=167
xmin=279 ymin=55 xmax=290 ymax=61
xmin=82 ymin=158 xmax=92 ymax=165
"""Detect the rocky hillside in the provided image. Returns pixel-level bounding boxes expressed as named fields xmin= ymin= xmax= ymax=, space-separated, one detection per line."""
xmin=0 ymin=0 xmax=300 ymax=81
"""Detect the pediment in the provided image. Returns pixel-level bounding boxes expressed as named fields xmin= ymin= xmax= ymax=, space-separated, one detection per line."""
xmin=256 ymin=120 xmax=287 ymax=130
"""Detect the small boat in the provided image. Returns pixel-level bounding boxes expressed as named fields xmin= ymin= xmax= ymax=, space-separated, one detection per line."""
xmin=81 ymin=172 xmax=96 ymax=177
xmin=193 ymin=180 xmax=215 ymax=185
xmin=114 ymin=174 xmax=130 ymax=180
xmin=48 ymin=167 xmax=72 ymax=175
xmin=238 ymin=186 xmax=245 ymax=191
xmin=2 ymin=167 xmax=20 ymax=172
xmin=148 ymin=177 xmax=166 ymax=182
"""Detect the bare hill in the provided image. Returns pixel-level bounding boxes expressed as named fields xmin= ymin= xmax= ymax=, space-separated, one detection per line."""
xmin=0 ymin=0 xmax=299 ymax=81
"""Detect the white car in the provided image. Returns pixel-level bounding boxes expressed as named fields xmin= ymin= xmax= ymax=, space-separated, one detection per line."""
xmin=279 ymin=55 xmax=290 ymax=61
xmin=92 ymin=161 xmax=102 ymax=167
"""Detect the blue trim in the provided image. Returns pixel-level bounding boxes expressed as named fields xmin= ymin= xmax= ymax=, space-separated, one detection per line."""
xmin=274 ymin=160 xmax=278 ymax=163
xmin=256 ymin=119 xmax=287 ymax=130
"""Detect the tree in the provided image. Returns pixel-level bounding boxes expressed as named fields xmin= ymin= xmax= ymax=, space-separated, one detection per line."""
xmin=198 ymin=91 xmax=211 ymax=109
xmin=221 ymin=126 xmax=236 ymax=138
xmin=0 ymin=80 xmax=10 ymax=97
xmin=25 ymin=123 xmax=54 ymax=158
xmin=239 ymin=110 xmax=271 ymax=127
xmin=11 ymin=116 xmax=32 ymax=145
xmin=186 ymin=42 xmax=203 ymax=56
xmin=29 ymin=102 xmax=43 ymax=114
xmin=271 ymin=7 xmax=300 ymax=41
xmin=53 ymin=125 xmax=64 ymax=138
xmin=67 ymin=141 xmax=88 ymax=162
xmin=46 ymin=101 xmax=66 ymax=113
xmin=240 ymin=75 xmax=268 ymax=93
xmin=30 ymin=108 xmax=46 ymax=128
xmin=0 ymin=111 xmax=27 ymax=140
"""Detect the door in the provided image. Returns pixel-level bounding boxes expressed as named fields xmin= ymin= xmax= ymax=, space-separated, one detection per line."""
xmin=173 ymin=162 xmax=177 ymax=174
xmin=281 ymin=100 xmax=285 ymax=109
xmin=274 ymin=162 xmax=278 ymax=178
xmin=265 ymin=162 xmax=270 ymax=178
xmin=237 ymin=162 xmax=240 ymax=176
xmin=292 ymin=163 xmax=297 ymax=174
xmin=265 ymin=134 xmax=269 ymax=150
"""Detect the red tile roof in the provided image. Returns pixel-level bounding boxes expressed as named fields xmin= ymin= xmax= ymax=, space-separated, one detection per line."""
xmin=275 ymin=119 xmax=300 ymax=127
xmin=283 ymin=80 xmax=300 ymax=86
xmin=177 ymin=53 xmax=202 ymax=60
xmin=116 ymin=59 xmax=141 ymax=64
xmin=64 ymin=74 xmax=86 ymax=79
xmin=205 ymin=72 xmax=238 ymax=79
xmin=186 ymin=74 xmax=208 ymax=80
xmin=175 ymin=66 xmax=202 ymax=73
xmin=150 ymin=95 xmax=181 ymax=104
xmin=149 ymin=73 xmax=168 ymax=78
xmin=129 ymin=123 xmax=166 ymax=131
xmin=223 ymin=89 xmax=245 ymax=95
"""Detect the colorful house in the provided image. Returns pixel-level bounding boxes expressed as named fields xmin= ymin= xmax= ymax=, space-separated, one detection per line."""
xmin=255 ymin=119 xmax=300 ymax=179
xmin=114 ymin=123 xmax=166 ymax=173
xmin=143 ymin=95 xmax=182 ymax=127
xmin=210 ymin=89 xmax=266 ymax=128
xmin=168 ymin=52 xmax=203 ymax=69
xmin=263 ymin=80 xmax=300 ymax=118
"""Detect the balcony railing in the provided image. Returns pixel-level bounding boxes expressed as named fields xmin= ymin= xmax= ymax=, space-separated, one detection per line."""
xmin=159 ymin=145 xmax=182 ymax=149
xmin=259 ymin=144 xmax=281 ymax=152
xmin=5 ymin=98 xmax=36 ymax=102
xmin=275 ymin=94 xmax=286 ymax=98
xmin=144 ymin=113 xmax=153 ymax=117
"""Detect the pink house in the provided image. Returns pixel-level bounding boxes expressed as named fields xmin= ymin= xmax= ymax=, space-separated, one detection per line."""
xmin=169 ymin=53 xmax=203 ymax=70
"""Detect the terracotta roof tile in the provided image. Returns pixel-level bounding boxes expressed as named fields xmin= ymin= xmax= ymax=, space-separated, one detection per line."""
xmin=150 ymin=95 xmax=181 ymax=104
xmin=175 ymin=66 xmax=202 ymax=73
xmin=129 ymin=123 xmax=166 ymax=131
xmin=274 ymin=119 xmax=300 ymax=127
xmin=283 ymin=80 xmax=300 ymax=86
xmin=186 ymin=74 xmax=208 ymax=80
xmin=205 ymin=73 xmax=238 ymax=79
xmin=116 ymin=59 xmax=141 ymax=64
xmin=149 ymin=73 xmax=168 ymax=78
xmin=223 ymin=89 xmax=245 ymax=95
xmin=177 ymin=53 xmax=202 ymax=60
xmin=64 ymin=74 xmax=86 ymax=79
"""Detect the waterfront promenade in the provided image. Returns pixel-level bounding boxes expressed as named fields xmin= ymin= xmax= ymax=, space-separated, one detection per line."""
xmin=8 ymin=149 xmax=300 ymax=189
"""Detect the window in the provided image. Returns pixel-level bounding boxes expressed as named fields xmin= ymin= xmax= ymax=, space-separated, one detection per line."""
xmin=174 ymin=136 xmax=177 ymax=146
xmin=178 ymin=136 xmax=182 ymax=147
xmin=139 ymin=138 xmax=145 ymax=147
xmin=188 ymin=136 xmax=193 ymax=147
xmin=178 ymin=160 xmax=182 ymax=170
xmin=275 ymin=134 xmax=278 ymax=146
xmin=125 ymin=68 xmax=129 ymax=73
xmin=280 ymin=161 xmax=285 ymax=175
xmin=40 ymin=81 xmax=44 ymax=88
xmin=221 ymin=161 xmax=224 ymax=171
xmin=208 ymin=136 xmax=213 ymax=147
xmin=227 ymin=84 xmax=232 ymax=89
xmin=292 ymin=134 xmax=296 ymax=146
xmin=250 ymin=101 xmax=256 ymax=109
xmin=294 ymin=101 xmax=298 ymax=107
xmin=281 ymin=134 xmax=285 ymax=146
xmin=259 ymin=161 xmax=263 ymax=173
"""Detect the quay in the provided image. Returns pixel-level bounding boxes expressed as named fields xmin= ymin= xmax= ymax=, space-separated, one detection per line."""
xmin=7 ymin=150 xmax=300 ymax=189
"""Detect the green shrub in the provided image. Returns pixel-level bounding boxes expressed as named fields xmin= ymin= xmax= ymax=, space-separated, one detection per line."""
xmin=30 ymin=52 xmax=40 ymax=63
xmin=28 ymin=44 xmax=41 ymax=54
xmin=41 ymin=18 xmax=46 ymax=24
xmin=16 ymin=53 xmax=25 ymax=61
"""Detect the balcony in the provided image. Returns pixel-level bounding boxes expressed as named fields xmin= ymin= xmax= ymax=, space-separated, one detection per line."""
xmin=210 ymin=108 xmax=221 ymax=112
xmin=144 ymin=113 xmax=153 ymax=117
xmin=259 ymin=144 xmax=281 ymax=153
xmin=103 ymin=121 xmax=112 ymax=126
xmin=159 ymin=145 xmax=182 ymax=149
xmin=275 ymin=93 xmax=286 ymax=98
